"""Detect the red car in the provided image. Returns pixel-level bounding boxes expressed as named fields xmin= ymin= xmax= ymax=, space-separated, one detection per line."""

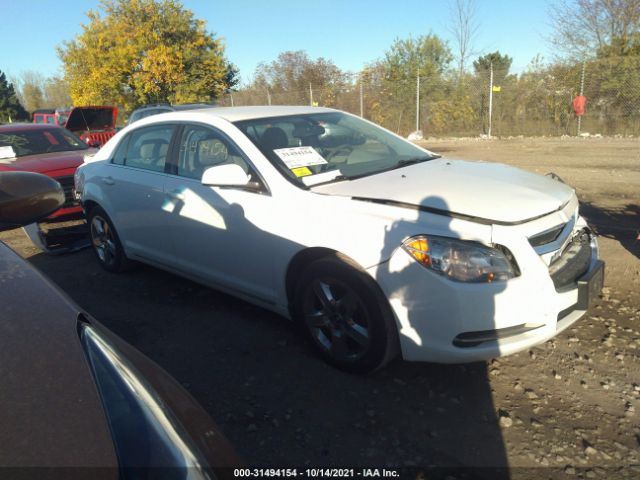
xmin=0 ymin=123 xmax=93 ymax=220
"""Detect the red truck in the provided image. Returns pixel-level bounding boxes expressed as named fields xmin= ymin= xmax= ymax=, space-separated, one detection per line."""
xmin=32 ymin=108 xmax=71 ymax=126
xmin=33 ymin=106 xmax=118 ymax=148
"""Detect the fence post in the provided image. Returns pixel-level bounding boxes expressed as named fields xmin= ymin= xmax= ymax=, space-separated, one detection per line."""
xmin=230 ymin=93 xmax=234 ymax=107
xmin=309 ymin=83 xmax=313 ymax=106
xmin=415 ymin=72 xmax=420 ymax=132
xmin=360 ymin=79 xmax=364 ymax=118
xmin=488 ymin=62 xmax=493 ymax=138
xmin=266 ymin=89 xmax=271 ymax=106
xmin=577 ymin=61 xmax=586 ymax=136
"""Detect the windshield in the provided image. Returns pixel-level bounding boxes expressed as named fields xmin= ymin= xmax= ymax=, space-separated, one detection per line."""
xmin=235 ymin=112 xmax=438 ymax=187
xmin=0 ymin=128 xmax=89 ymax=157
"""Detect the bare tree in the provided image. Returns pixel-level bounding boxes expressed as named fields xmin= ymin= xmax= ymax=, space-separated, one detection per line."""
xmin=43 ymin=76 xmax=72 ymax=107
xmin=448 ymin=0 xmax=480 ymax=78
xmin=13 ymin=71 xmax=46 ymax=112
xmin=549 ymin=0 xmax=640 ymax=58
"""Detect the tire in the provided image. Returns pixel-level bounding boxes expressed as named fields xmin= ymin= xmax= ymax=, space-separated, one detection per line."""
xmin=87 ymin=206 xmax=133 ymax=273
xmin=293 ymin=254 xmax=398 ymax=374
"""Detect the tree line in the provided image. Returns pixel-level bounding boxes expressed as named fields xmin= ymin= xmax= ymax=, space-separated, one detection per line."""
xmin=1 ymin=0 xmax=639 ymax=135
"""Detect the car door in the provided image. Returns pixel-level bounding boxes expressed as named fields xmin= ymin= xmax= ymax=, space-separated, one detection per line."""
xmin=101 ymin=124 xmax=176 ymax=265
xmin=162 ymin=123 xmax=277 ymax=304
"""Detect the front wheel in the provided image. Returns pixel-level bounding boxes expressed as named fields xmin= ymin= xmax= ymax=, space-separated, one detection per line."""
xmin=294 ymin=255 xmax=398 ymax=373
xmin=87 ymin=206 xmax=132 ymax=273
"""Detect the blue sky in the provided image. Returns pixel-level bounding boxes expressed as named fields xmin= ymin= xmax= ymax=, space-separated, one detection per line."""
xmin=1 ymin=0 xmax=553 ymax=83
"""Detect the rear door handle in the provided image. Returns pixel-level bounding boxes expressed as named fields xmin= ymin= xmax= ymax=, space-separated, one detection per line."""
xmin=102 ymin=176 xmax=115 ymax=186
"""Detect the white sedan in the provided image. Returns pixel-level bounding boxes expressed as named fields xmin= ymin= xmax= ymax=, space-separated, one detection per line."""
xmin=75 ymin=106 xmax=604 ymax=373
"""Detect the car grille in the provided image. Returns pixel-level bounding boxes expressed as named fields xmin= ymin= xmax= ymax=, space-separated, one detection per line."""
xmin=548 ymin=230 xmax=591 ymax=290
xmin=54 ymin=175 xmax=78 ymax=208
xmin=528 ymin=223 xmax=565 ymax=247
xmin=86 ymin=132 xmax=115 ymax=146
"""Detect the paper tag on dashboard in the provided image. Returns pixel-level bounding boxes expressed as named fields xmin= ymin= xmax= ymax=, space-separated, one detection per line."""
xmin=0 ymin=146 xmax=16 ymax=160
xmin=273 ymin=146 xmax=327 ymax=169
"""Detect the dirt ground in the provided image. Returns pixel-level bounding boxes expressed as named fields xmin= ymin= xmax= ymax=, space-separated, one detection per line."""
xmin=1 ymin=137 xmax=639 ymax=478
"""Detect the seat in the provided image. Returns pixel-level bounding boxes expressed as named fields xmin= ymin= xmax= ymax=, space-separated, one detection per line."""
xmin=192 ymin=137 xmax=229 ymax=178
xmin=260 ymin=127 xmax=288 ymax=151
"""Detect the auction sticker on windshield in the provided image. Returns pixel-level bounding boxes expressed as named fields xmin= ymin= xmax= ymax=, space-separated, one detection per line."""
xmin=274 ymin=146 xmax=327 ymax=169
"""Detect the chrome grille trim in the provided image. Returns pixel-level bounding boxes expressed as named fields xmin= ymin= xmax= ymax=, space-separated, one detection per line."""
xmin=530 ymin=214 xmax=576 ymax=255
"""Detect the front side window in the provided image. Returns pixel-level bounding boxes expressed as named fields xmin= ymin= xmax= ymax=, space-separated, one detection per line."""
xmin=235 ymin=112 xmax=438 ymax=187
xmin=176 ymin=124 xmax=256 ymax=181
xmin=123 ymin=125 xmax=174 ymax=173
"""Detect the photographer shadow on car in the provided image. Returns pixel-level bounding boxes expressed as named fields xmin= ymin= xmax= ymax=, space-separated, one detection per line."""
xmin=372 ymin=195 xmax=509 ymax=477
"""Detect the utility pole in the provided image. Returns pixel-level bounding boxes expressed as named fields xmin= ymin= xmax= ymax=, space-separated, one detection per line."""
xmin=488 ymin=62 xmax=493 ymax=138
xmin=577 ymin=61 xmax=586 ymax=136
xmin=415 ymin=72 xmax=420 ymax=132
xmin=309 ymin=83 xmax=313 ymax=106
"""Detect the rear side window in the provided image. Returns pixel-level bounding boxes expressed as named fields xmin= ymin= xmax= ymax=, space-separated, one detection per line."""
xmin=123 ymin=125 xmax=174 ymax=172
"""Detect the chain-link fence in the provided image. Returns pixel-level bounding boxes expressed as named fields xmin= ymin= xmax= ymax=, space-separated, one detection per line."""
xmin=218 ymin=56 xmax=640 ymax=138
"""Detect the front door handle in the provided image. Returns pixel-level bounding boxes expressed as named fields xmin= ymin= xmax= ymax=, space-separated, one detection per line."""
xmin=102 ymin=176 xmax=115 ymax=186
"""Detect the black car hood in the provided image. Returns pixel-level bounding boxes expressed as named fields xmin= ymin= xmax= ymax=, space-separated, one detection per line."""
xmin=65 ymin=106 xmax=117 ymax=132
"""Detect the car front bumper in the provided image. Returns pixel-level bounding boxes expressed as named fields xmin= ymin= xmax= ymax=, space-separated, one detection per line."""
xmin=369 ymin=227 xmax=603 ymax=364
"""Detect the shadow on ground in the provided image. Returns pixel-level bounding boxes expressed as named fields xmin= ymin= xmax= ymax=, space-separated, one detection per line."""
xmin=580 ymin=201 xmax=640 ymax=259
xmin=28 ymin=247 xmax=509 ymax=477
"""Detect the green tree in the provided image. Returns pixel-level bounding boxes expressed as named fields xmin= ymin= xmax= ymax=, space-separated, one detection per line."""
xmin=0 ymin=71 xmax=28 ymax=123
xmin=379 ymin=34 xmax=453 ymax=134
xmin=58 ymin=0 xmax=238 ymax=111
xmin=473 ymin=51 xmax=513 ymax=83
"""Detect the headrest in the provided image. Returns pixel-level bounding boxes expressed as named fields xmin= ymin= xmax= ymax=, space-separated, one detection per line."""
xmin=198 ymin=138 xmax=228 ymax=167
xmin=140 ymin=143 xmax=155 ymax=159
xmin=260 ymin=127 xmax=288 ymax=151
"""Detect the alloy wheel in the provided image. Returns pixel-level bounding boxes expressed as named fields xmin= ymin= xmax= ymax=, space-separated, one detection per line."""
xmin=90 ymin=215 xmax=117 ymax=267
xmin=302 ymin=278 xmax=371 ymax=362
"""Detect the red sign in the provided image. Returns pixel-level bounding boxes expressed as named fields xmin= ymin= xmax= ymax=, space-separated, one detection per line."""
xmin=573 ymin=95 xmax=586 ymax=116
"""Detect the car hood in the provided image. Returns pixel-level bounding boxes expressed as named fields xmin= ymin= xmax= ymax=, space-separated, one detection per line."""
xmin=0 ymin=151 xmax=89 ymax=175
xmin=311 ymin=158 xmax=575 ymax=224
xmin=65 ymin=106 xmax=117 ymax=132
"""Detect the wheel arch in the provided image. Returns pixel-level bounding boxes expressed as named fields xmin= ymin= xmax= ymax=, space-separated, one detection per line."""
xmin=285 ymin=247 xmax=374 ymax=313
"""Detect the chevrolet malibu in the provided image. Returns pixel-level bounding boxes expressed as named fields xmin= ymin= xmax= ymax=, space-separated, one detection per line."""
xmin=75 ymin=106 xmax=604 ymax=373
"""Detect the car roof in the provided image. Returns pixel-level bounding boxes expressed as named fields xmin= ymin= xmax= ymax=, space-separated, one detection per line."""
xmin=159 ymin=105 xmax=337 ymax=122
xmin=0 ymin=123 xmax=65 ymax=132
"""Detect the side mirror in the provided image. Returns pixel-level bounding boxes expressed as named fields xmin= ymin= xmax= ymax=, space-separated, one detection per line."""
xmin=0 ymin=172 xmax=65 ymax=225
xmin=201 ymin=164 xmax=250 ymax=188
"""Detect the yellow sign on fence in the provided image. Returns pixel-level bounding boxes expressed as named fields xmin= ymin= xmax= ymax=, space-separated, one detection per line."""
xmin=492 ymin=86 xmax=502 ymax=92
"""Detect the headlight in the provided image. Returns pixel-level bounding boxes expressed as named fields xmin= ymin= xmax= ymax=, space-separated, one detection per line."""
xmin=401 ymin=235 xmax=517 ymax=283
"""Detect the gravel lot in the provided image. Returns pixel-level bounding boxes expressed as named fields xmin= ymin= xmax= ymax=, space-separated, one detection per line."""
xmin=2 ymin=137 xmax=639 ymax=478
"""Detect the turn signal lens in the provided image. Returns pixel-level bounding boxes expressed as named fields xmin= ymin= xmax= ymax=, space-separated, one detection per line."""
xmin=404 ymin=237 xmax=432 ymax=267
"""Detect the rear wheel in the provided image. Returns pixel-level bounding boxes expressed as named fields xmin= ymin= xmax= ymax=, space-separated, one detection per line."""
xmin=87 ymin=206 xmax=132 ymax=273
xmin=294 ymin=254 xmax=398 ymax=373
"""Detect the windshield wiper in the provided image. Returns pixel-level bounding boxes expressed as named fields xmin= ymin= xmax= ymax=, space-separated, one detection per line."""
xmin=394 ymin=155 xmax=440 ymax=168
